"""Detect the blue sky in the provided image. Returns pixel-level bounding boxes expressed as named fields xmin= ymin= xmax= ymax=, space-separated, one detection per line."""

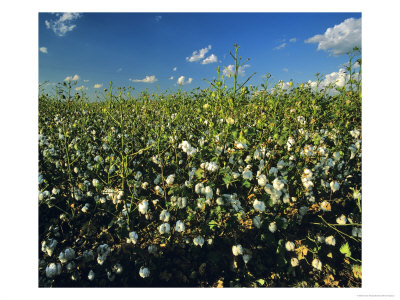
xmin=39 ymin=13 xmax=361 ymax=98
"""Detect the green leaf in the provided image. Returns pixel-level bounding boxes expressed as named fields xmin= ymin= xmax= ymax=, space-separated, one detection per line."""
xmin=340 ymin=242 xmax=352 ymax=257
xmin=256 ymin=279 xmax=265 ymax=285
xmin=208 ymin=220 xmax=218 ymax=230
xmin=242 ymin=180 xmax=251 ymax=188
xmin=195 ymin=168 xmax=204 ymax=179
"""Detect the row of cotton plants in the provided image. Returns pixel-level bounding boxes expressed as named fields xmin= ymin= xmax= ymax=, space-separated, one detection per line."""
xmin=39 ymin=55 xmax=361 ymax=287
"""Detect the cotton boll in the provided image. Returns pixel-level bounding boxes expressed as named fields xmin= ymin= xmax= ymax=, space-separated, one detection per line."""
xmin=336 ymin=214 xmax=347 ymax=225
xmin=158 ymin=223 xmax=171 ymax=235
xmin=330 ymin=181 xmax=340 ymax=193
xmin=113 ymin=263 xmax=123 ymax=274
xmin=268 ymin=222 xmax=277 ymax=233
xmin=193 ymin=236 xmax=205 ymax=247
xmin=242 ymin=170 xmax=253 ymax=180
xmin=166 ymin=174 xmax=175 ymax=185
xmin=128 ymin=231 xmax=138 ymax=244
xmin=273 ymin=178 xmax=285 ymax=191
xmin=243 ymin=254 xmax=251 ymax=264
xmin=139 ymin=267 xmax=150 ymax=278
xmin=175 ymin=220 xmax=185 ymax=233
xmin=257 ymin=174 xmax=267 ymax=187
xmin=148 ymin=245 xmax=157 ymax=254
xmin=320 ymin=200 xmax=331 ymax=212
xmin=159 ymin=210 xmax=170 ymax=222
xmin=253 ymin=216 xmax=261 ymax=229
xmin=285 ymin=241 xmax=295 ymax=252
xmin=312 ymin=258 xmax=322 ymax=271
xmin=325 ymin=236 xmax=336 ymax=246
xmin=138 ymin=200 xmax=149 ymax=215
xmin=46 ymin=263 xmax=62 ymax=278
xmin=253 ymin=199 xmax=266 ymax=212
xmin=88 ymin=270 xmax=95 ymax=281
xmin=291 ymin=257 xmax=299 ymax=267
xmin=232 ymin=245 xmax=244 ymax=256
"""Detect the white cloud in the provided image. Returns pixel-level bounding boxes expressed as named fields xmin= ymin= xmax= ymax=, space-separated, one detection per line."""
xmin=83 ymin=79 xmax=89 ymax=82
xmin=283 ymin=68 xmax=289 ymax=72
xmin=75 ymin=85 xmax=84 ymax=91
xmin=173 ymin=67 xmax=177 ymax=71
xmin=129 ymin=75 xmax=158 ymax=83
xmin=39 ymin=47 xmax=48 ymax=54
xmin=289 ymin=38 xmax=297 ymax=43
xmin=64 ymin=74 xmax=79 ymax=81
xmin=177 ymin=76 xmax=193 ymax=85
xmin=223 ymin=64 xmax=250 ymax=77
xmin=305 ymin=17 xmax=361 ymax=55
xmin=274 ymin=42 xmax=286 ymax=50
xmin=186 ymin=45 xmax=211 ymax=62
xmin=94 ymin=83 xmax=103 ymax=88
xmin=305 ymin=67 xmax=360 ymax=95
xmin=169 ymin=76 xmax=174 ymax=80
xmin=202 ymin=54 xmax=218 ymax=64
xmin=155 ymin=16 xmax=162 ymax=22
xmin=45 ymin=13 xmax=81 ymax=37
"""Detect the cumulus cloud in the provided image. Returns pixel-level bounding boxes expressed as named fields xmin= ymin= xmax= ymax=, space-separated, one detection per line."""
xmin=83 ymin=79 xmax=90 ymax=82
xmin=306 ymin=68 xmax=360 ymax=94
xmin=305 ymin=17 xmax=361 ymax=55
xmin=155 ymin=16 xmax=162 ymax=22
xmin=169 ymin=76 xmax=174 ymax=80
xmin=223 ymin=64 xmax=250 ymax=77
xmin=64 ymin=74 xmax=80 ymax=81
xmin=39 ymin=47 xmax=48 ymax=54
xmin=173 ymin=67 xmax=177 ymax=71
xmin=129 ymin=75 xmax=158 ymax=83
xmin=202 ymin=54 xmax=218 ymax=64
xmin=45 ymin=13 xmax=81 ymax=37
xmin=75 ymin=85 xmax=85 ymax=91
xmin=186 ymin=45 xmax=212 ymax=62
xmin=274 ymin=42 xmax=286 ymax=50
xmin=94 ymin=83 xmax=103 ymax=88
xmin=177 ymin=76 xmax=193 ymax=85
xmin=289 ymin=38 xmax=297 ymax=43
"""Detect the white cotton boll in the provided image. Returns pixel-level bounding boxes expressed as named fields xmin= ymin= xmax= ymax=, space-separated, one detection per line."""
xmin=138 ymin=200 xmax=149 ymax=215
xmin=166 ymin=174 xmax=175 ymax=185
xmin=266 ymin=222 xmax=276 ymax=233
xmin=216 ymin=197 xmax=224 ymax=205
xmin=333 ymin=152 xmax=341 ymax=161
xmin=303 ymin=168 xmax=313 ymax=179
xmin=66 ymin=261 xmax=75 ymax=271
xmin=253 ymin=199 xmax=266 ymax=212
xmin=52 ymin=187 xmax=60 ymax=195
xmin=159 ymin=210 xmax=170 ymax=222
xmin=46 ymin=263 xmax=62 ymax=278
xmin=128 ymin=231 xmax=138 ymax=244
xmin=287 ymin=137 xmax=295 ymax=151
xmin=299 ymin=206 xmax=308 ymax=216
xmin=195 ymin=183 xmax=204 ymax=194
xmin=59 ymin=248 xmax=75 ymax=263
xmin=254 ymin=149 xmax=261 ymax=160
xmin=330 ymin=181 xmax=340 ymax=193
xmin=264 ymin=184 xmax=274 ymax=195
xmin=291 ymin=257 xmax=299 ymax=267
xmin=285 ymin=241 xmax=295 ymax=252
xmin=159 ymin=223 xmax=171 ymax=235
xmin=235 ymin=142 xmax=247 ymax=150
xmin=257 ymin=174 xmax=267 ymax=187
xmin=232 ymin=172 xmax=240 ymax=179
xmin=88 ymin=270 xmax=95 ymax=281
xmin=320 ymin=200 xmax=331 ymax=212
xmin=269 ymin=167 xmax=278 ymax=177
xmin=277 ymin=160 xmax=285 ymax=170
xmin=243 ymin=254 xmax=251 ymax=264
xmin=312 ymin=258 xmax=322 ymax=271
xmin=155 ymin=185 xmax=164 ymax=195
xmin=41 ymin=239 xmax=57 ymax=256
xmin=193 ymin=236 xmax=205 ymax=247
xmin=92 ymin=179 xmax=100 ymax=188
xmin=232 ymin=245 xmax=244 ymax=256
xmin=242 ymin=170 xmax=253 ymax=180
xmin=325 ymin=236 xmax=336 ymax=246
xmin=253 ymin=216 xmax=261 ymax=229
xmin=350 ymin=129 xmax=360 ymax=139
xmin=74 ymin=167 xmax=79 ymax=174
xmin=336 ymin=214 xmax=347 ymax=225
xmin=148 ymin=245 xmax=157 ymax=254
xmin=139 ymin=267 xmax=150 ymax=278
xmin=81 ymin=203 xmax=90 ymax=213
xmin=204 ymin=186 xmax=213 ymax=200
xmin=97 ymin=244 xmax=110 ymax=265
xmin=175 ymin=220 xmax=185 ymax=233
xmin=282 ymin=193 xmax=290 ymax=204
xmin=177 ymin=197 xmax=187 ymax=208
xmin=154 ymin=174 xmax=161 ymax=185
xmin=113 ymin=263 xmax=123 ymax=274
xmin=352 ymin=227 xmax=362 ymax=238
